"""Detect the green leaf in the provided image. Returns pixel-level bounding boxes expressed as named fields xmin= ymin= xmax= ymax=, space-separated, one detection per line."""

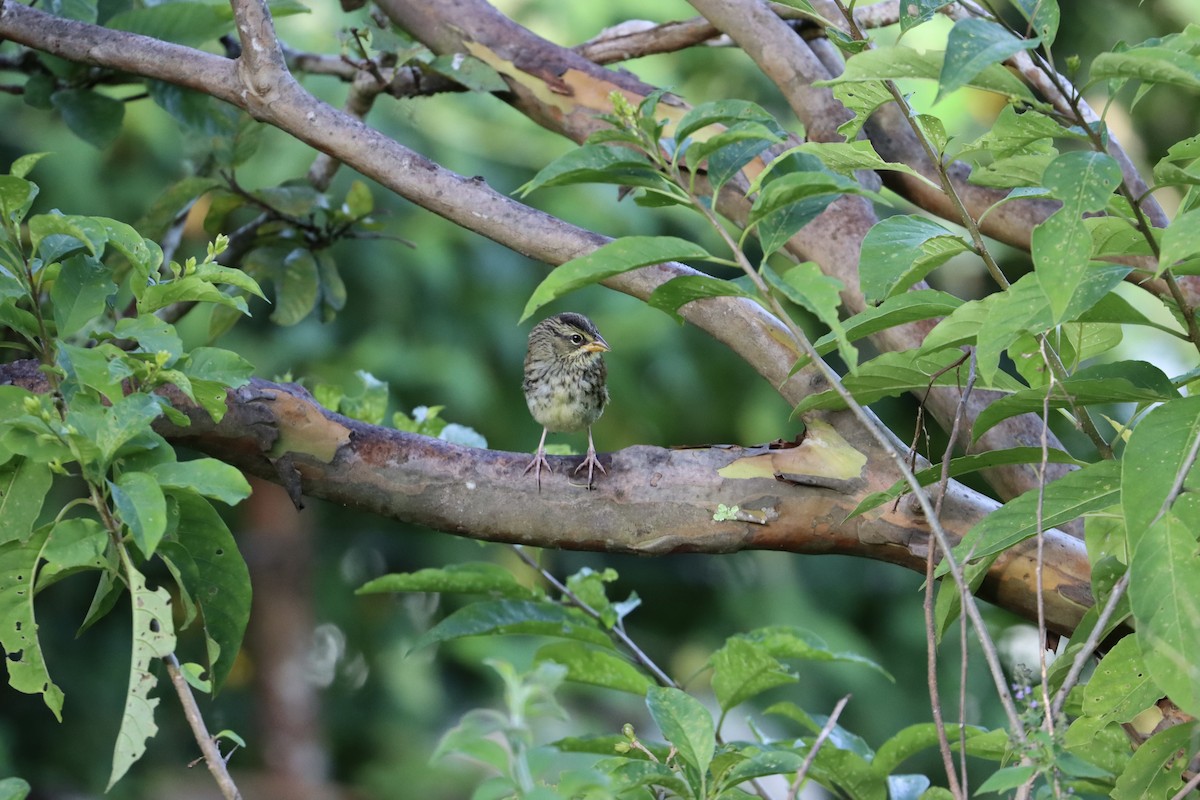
xmin=10 ymin=152 xmax=51 ymax=180
xmin=96 ymin=394 xmax=165 ymax=466
xmin=147 ymin=459 xmax=251 ymax=506
xmin=0 ymin=175 xmax=37 ymax=225
xmin=57 ymin=342 xmax=129 ymax=403
xmin=0 ymin=777 xmax=31 ymax=800
xmin=811 ymin=290 xmax=962 ymax=359
xmin=357 ymin=562 xmax=538 ymax=598
xmin=1111 ymin=721 xmax=1197 ymax=800
xmin=1011 ymin=0 xmax=1059 ymax=46
xmin=51 ymin=254 xmax=114 ymax=336
xmin=744 ymin=626 xmax=892 ymax=679
xmin=1034 ymin=151 xmax=1122 ymax=322
xmin=794 ymin=349 xmax=976 ymax=414
xmin=107 ymin=561 xmax=177 ymax=790
xmin=828 ymin=45 xmax=1036 ymax=102
xmin=51 ymin=88 xmax=124 ymax=149
xmin=105 ymin=2 xmax=231 ymax=46
xmin=113 ymin=316 xmax=184 ymax=362
xmin=682 ymin=122 xmax=782 ymax=193
xmin=973 ymin=360 xmax=1178 ymax=440
xmin=1122 ymin=395 xmax=1200 ymax=545
xmin=938 ymin=18 xmax=1038 ymax=102
xmin=427 ymin=53 xmax=509 ymax=92
xmin=29 ymin=212 xmax=106 ymax=258
xmin=859 ymin=215 xmax=972 ymax=303
xmin=710 ymin=636 xmax=796 ymax=712
xmin=1091 ymin=41 xmax=1200 ymax=92
xmin=673 ymin=99 xmax=782 ymax=146
xmin=534 ymin=642 xmax=652 ymax=694
xmin=646 ymin=686 xmax=715 ymax=785
xmin=1159 ymin=208 xmax=1200 ymax=273
xmin=517 ymin=144 xmax=670 ymax=197
xmin=342 ymin=180 xmax=373 ymax=219
xmin=0 ymin=457 xmax=53 ymax=545
xmin=0 ymin=527 xmax=65 ymax=718
xmin=1081 ymin=634 xmax=1161 ymax=725
xmin=784 ymin=140 xmax=936 ymax=188
xmin=900 ymin=0 xmax=953 ymax=31
xmin=137 ymin=274 xmax=248 ymax=315
xmin=848 ymin=447 xmax=1086 ymax=519
xmin=111 ymin=472 xmax=167 ymax=558
xmin=872 ymin=723 xmax=990 ymax=775
xmin=411 ymin=599 xmax=614 ymax=651
xmin=746 ymin=171 xmax=865 ymax=256
xmin=648 ymin=275 xmax=755 ymax=323
xmin=270 ymin=248 xmax=319 ymax=326
xmin=763 ymin=261 xmax=856 ymax=370
xmin=975 ymin=765 xmax=1038 ymax=794
xmin=945 ymin=460 xmax=1121 ymax=572
xmin=171 ymin=491 xmax=251 ymax=692
xmin=1130 ymin=510 xmax=1200 ymax=718
xmin=521 ymin=237 xmax=713 ymax=322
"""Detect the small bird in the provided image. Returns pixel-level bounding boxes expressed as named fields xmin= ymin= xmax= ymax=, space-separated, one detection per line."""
xmin=523 ymin=312 xmax=611 ymax=490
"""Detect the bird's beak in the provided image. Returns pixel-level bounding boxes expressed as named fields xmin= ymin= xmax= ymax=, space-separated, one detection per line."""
xmin=582 ymin=337 xmax=610 ymax=354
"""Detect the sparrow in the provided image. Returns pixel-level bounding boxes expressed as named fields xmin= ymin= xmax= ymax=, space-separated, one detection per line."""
xmin=522 ymin=312 xmax=610 ymax=490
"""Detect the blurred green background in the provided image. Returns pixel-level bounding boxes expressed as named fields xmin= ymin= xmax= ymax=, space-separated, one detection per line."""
xmin=1 ymin=0 xmax=1197 ymax=797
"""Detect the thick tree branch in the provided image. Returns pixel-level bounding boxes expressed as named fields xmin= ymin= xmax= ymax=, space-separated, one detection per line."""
xmin=0 ymin=360 xmax=1091 ymax=635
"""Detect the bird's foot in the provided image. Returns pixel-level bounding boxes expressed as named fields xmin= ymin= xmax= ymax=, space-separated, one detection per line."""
xmin=523 ymin=450 xmax=553 ymax=492
xmin=572 ymin=448 xmax=607 ymax=489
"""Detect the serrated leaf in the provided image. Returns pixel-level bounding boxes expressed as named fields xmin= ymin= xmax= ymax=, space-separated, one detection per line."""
xmin=534 ymin=642 xmax=652 ymax=694
xmin=51 ymin=88 xmax=124 ymax=149
xmin=646 ymin=275 xmax=752 ymax=323
xmin=1122 ymin=395 xmax=1200 ymax=545
xmin=411 ymin=599 xmax=614 ymax=651
xmin=938 ymin=18 xmax=1038 ymax=102
xmin=860 ymin=215 xmax=972 ymax=303
xmin=147 ymin=459 xmax=251 ymax=506
xmin=357 ymin=562 xmax=537 ymax=598
xmin=521 ymin=237 xmax=713 ymax=322
xmin=0 ymin=458 xmax=53 ymax=545
xmin=944 ymin=460 xmax=1121 ymax=572
xmin=0 ymin=527 xmax=65 ymax=719
xmin=107 ymin=561 xmax=176 ymax=790
xmin=647 ymin=686 xmax=715 ymax=783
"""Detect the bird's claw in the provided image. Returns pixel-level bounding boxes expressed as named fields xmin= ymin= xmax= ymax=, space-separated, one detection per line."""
xmin=572 ymin=450 xmax=606 ymax=489
xmin=523 ymin=451 xmax=553 ymax=492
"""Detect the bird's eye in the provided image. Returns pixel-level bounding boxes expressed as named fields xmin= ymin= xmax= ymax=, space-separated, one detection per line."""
xmin=570 ymin=334 xmax=584 ymax=345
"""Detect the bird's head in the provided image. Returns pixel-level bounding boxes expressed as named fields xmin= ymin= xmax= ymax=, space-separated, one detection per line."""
xmin=532 ymin=312 xmax=610 ymax=365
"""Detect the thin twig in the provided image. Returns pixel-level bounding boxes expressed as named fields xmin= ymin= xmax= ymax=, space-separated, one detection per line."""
xmin=164 ymin=654 xmax=243 ymax=800
xmin=510 ymin=545 xmax=677 ymax=688
xmin=1050 ymin=572 xmax=1129 ymax=717
xmin=790 ymin=694 xmax=851 ymax=799
xmin=1035 ymin=339 xmax=1055 ymax=736
xmin=1168 ymin=764 xmax=1200 ymax=800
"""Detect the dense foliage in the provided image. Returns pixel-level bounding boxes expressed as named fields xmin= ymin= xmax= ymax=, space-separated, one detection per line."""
xmin=2 ymin=0 xmax=1200 ymax=798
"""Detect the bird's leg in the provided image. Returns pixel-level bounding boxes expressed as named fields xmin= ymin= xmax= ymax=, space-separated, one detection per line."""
xmin=523 ymin=427 xmax=553 ymax=491
xmin=573 ymin=426 xmax=607 ymax=488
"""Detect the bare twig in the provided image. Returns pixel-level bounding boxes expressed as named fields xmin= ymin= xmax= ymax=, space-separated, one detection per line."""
xmin=790 ymin=694 xmax=851 ymax=799
xmin=1168 ymin=765 xmax=1200 ymax=800
xmin=1050 ymin=572 xmax=1130 ymax=717
xmin=165 ymin=654 xmax=243 ymax=800
xmin=511 ymin=545 xmax=677 ymax=688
